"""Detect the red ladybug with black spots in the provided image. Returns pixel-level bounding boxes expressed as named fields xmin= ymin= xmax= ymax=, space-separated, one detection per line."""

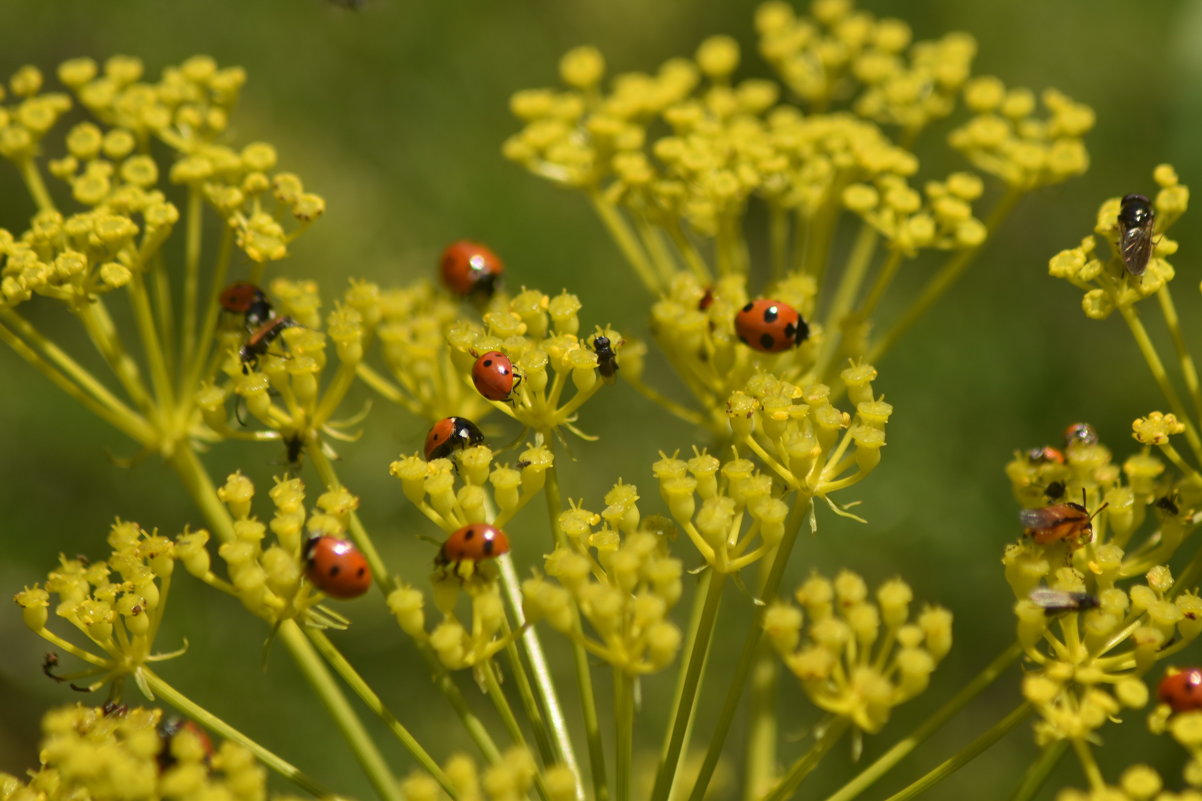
xmin=472 ymin=351 xmax=520 ymax=402
xmin=735 ymin=299 xmax=809 ymax=354
xmin=436 ymin=523 xmax=510 ymax=569
xmin=304 ymin=535 xmax=372 ymax=599
xmin=440 ymin=240 xmax=504 ymax=297
xmin=424 ymin=416 xmax=486 ymax=461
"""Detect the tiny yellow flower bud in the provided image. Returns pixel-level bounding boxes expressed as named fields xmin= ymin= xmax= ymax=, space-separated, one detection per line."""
xmin=14 ymin=587 xmax=49 ymax=630
xmin=387 ymin=585 xmax=427 ymax=639
xmin=430 ymin=619 xmax=467 ymax=669
xmin=560 ymin=46 xmax=605 ymax=89
xmin=764 ymin=602 xmax=803 ymax=655
xmin=218 ymin=473 xmax=255 ymax=519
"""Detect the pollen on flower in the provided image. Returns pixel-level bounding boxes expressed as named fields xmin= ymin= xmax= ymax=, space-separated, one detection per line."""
xmin=1133 ymin=412 xmax=1186 ymax=446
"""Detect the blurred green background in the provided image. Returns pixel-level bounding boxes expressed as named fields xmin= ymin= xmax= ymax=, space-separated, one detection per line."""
xmin=1 ymin=0 xmax=1200 ymax=798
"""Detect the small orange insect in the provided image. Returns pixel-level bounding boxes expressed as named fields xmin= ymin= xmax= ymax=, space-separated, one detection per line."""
xmin=1019 ymin=498 xmax=1105 ymax=548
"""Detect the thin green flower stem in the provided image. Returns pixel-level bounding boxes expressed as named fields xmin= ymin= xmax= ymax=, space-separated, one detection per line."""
xmin=501 ymin=631 xmax=557 ymax=765
xmin=685 ymin=495 xmax=812 ymax=801
xmin=76 ymin=299 xmax=156 ymax=415
xmin=1155 ymin=441 xmax=1202 ymax=489
xmin=497 ymin=551 xmax=581 ymax=790
xmin=854 ymin=248 xmax=902 ymax=324
xmin=1117 ymin=303 xmax=1202 ymax=462
xmin=542 ymin=440 xmax=608 ymax=801
xmin=306 ymin=628 xmax=456 ymax=798
xmin=1157 ymin=285 xmax=1202 ymax=426
xmin=769 ymin=203 xmax=789 ymax=283
xmin=589 ymin=191 xmax=660 ymax=295
xmin=0 ymin=317 xmax=154 ymax=444
xmin=141 ymin=667 xmax=334 ymax=798
xmin=664 ymin=219 xmax=712 ymax=282
xmin=277 ymin=621 xmax=402 ymax=801
xmin=649 ymin=570 xmax=728 ymax=801
xmin=758 ymin=716 xmax=852 ymax=801
xmin=128 ymin=272 xmax=177 ymax=413
xmin=166 ymin=444 xmax=402 ymax=801
xmin=355 ymin=363 xmax=425 ymax=416
xmin=622 ymin=373 xmax=711 ymax=430
xmin=1170 ymin=541 xmax=1202 ymax=597
xmin=868 ymin=186 xmax=1024 ymax=365
xmin=822 ymin=642 xmax=1023 ymax=801
xmin=306 ymin=444 xmax=391 ymax=591
xmin=813 ymin=222 xmax=881 ymax=380
xmin=615 ymin=669 xmax=636 ymax=801
xmin=180 ymin=186 xmax=204 ymax=375
xmin=801 ymin=201 xmax=839 ymax=286
xmin=879 ymin=702 xmax=1033 ymax=801
xmin=636 ymin=216 xmax=681 ymax=285
xmin=1009 ymin=739 xmax=1069 ymax=801
xmin=418 ymin=645 xmax=504 ymax=765
xmin=481 ymin=659 xmax=552 ymax=801
xmin=743 ymin=640 xmax=778 ymax=801
xmin=150 ymin=254 xmax=176 ymax=377
xmin=314 ymin=361 xmax=361 ymax=428
xmin=180 ymin=225 xmax=234 ymax=402
xmin=17 ymin=156 xmax=55 ymax=213
xmin=1070 ymin=737 xmax=1104 ymax=791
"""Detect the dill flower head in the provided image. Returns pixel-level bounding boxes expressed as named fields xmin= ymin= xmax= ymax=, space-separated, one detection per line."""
xmin=14 ymin=521 xmax=180 ymax=697
xmin=0 ymin=704 xmax=295 ymax=801
xmin=765 ymin=570 xmax=951 ymax=733
xmin=523 ymin=482 xmax=684 ymax=674
xmin=1048 ymin=165 xmax=1188 ymax=315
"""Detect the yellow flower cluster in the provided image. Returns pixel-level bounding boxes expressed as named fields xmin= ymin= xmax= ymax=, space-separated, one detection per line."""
xmin=523 ymin=483 xmax=684 ymax=674
xmin=727 ymin=366 xmax=889 ymax=499
xmin=1054 ymin=765 xmax=1198 ymax=801
xmin=175 ymin=473 xmax=366 ymax=629
xmin=400 ymin=747 xmax=576 ymax=801
xmin=0 ymin=704 xmax=297 ymax=801
xmin=198 ymin=278 xmax=367 ymax=468
xmin=1154 ymin=698 xmax=1202 ymax=790
xmin=14 ymin=521 xmax=179 ymax=697
xmin=446 ymin=288 xmax=627 ymax=437
xmin=763 ymin=570 xmax=952 ymax=733
xmin=1048 ymin=165 xmax=1189 ymax=315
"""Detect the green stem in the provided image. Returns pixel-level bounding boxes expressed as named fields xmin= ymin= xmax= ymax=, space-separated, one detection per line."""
xmin=419 ymin=645 xmax=503 ymax=765
xmin=544 ymin=442 xmax=607 ymax=801
xmin=0 ymin=315 xmax=154 ymax=444
xmin=180 ymin=186 xmax=204 ymax=376
xmin=128 ymin=272 xmax=176 ymax=414
xmin=1009 ymin=739 xmax=1069 ymax=801
xmin=77 ymin=298 xmax=156 ymax=415
xmin=759 ymin=717 xmax=851 ymax=801
xmin=650 ymin=570 xmax=727 ymax=801
xmin=17 ymin=156 xmax=55 ymax=213
xmin=615 ymin=670 xmax=635 ymax=801
xmin=880 ymin=703 xmax=1032 ymax=801
xmin=307 ymin=629 xmax=456 ymax=798
xmin=180 ymin=225 xmax=234 ymax=403
xmin=743 ymin=640 xmax=778 ymax=801
xmin=481 ymin=660 xmax=551 ymax=801
xmin=1158 ymin=285 xmax=1202 ymax=427
xmin=278 ymin=622 xmax=402 ymax=801
xmin=589 ymin=191 xmax=660 ymax=295
xmin=769 ymin=203 xmax=789 ymax=283
xmin=685 ymin=495 xmax=812 ymax=801
xmin=501 ymin=634 xmax=556 ymax=764
xmin=813 ymin=223 xmax=880 ymax=379
xmin=1070 ymin=737 xmax=1105 ymax=791
xmin=1118 ymin=302 xmax=1202 ymax=463
xmin=497 ymin=552 xmax=580 ymax=787
xmin=868 ymin=187 xmax=1023 ymax=365
xmin=142 ymin=667 xmax=334 ymax=798
xmin=822 ymin=642 xmax=1023 ymax=801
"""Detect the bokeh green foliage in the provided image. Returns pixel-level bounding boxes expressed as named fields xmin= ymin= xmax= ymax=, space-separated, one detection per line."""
xmin=0 ymin=0 xmax=1200 ymax=798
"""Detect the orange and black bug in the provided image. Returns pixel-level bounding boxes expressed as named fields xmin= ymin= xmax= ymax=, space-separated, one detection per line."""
xmin=440 ymin=240 xmax=503 ymax=297
xmin=1117 ymin=193 xmax=1156 ymax=277
xmin=592 ymin=335 xmax=619 ymax=379
xmin=157 ymin=717 xmax=215 ymax=771
xmin=424 ymin=416 xmax=485 ymax=461
xmin=735 ymin=299 xmax=809 ymax=354
xmin=219 ymin=282 xmax=275 ymax=329
xmin=1159 ymin=668 xmax=1202 ymax=714
xmin=1026 ymin=446 xmax=1065 ymax=465
xmin=436 ymin=523 xmax=510 ymax=569
xmin=472 ymin=351 xmax=520 ymax=402
xmin=1027 ymin=587 xmax=1099 ymax=615
xmin=239 ymin=316 xmax=298 ymax=372
xmin=1063 ymin=422 xmax=1099 ymax=448
xmin=304 ymin=535 xmax=372 ymax=599
xmin=1019 ymin=496 xmax=1106 ymax=548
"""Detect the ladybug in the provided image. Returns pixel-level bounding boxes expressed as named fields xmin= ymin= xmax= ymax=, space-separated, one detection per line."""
xmin=436 ymin=523 xmax=510 ymax=568
xmin=424 ymin=416 xmax=485 ymax=461
xmin=157 ymin=717 xmax=215 ymax=770
xmin=1117 ymin=193 xmax=1155 ymax=277
xmin=1159 ymin=668 xmax=1202 ymax=714
xmin=440 ymin=240 xmax=504 ymax=297
xmin=1025 ymin=446 xmax=1065 ymax=465
xmin=1027 ymin=587 xmax=1099 ymax=615
xmin=734 ymin=299 xmax=809 ymax=354
xmin=1063 ymin=422 xmax=1099 ymax=448
xmin=1018 ymin=500 xmax=1103 ymax=548
xmin=472 ymin=351 xmax=520 ymax=401
xmin=304 ymin=535 xmax=372 ymax=599
xmin=219 ymin=282 xmax=275 ymax=329
xmin=239 ymin=316 xmax=298 ymax=371
xmin=592 ymin=335 xmax=619 ymax=379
